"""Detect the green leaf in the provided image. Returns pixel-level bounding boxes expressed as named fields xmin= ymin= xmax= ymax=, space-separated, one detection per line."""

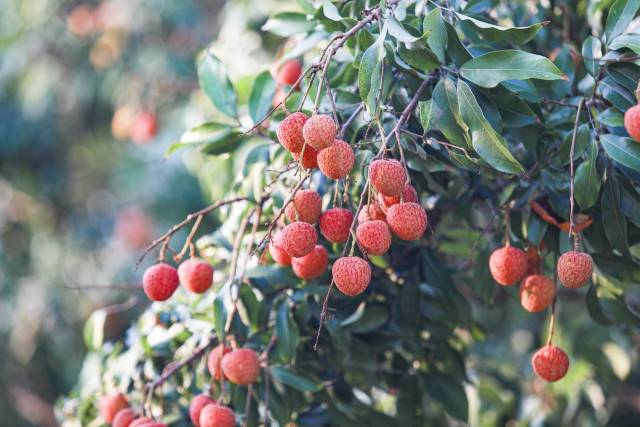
xmin=198 ymin=52 xmax=238 ymax=119
xmin=276 ymin=302 xmax=300 ymax=364
xmin=248 ymin=71 xmax=276 ymax=124
xmin=431 ymin=79 xmax=470 ymax=148
xmin=601 ymin=177 xmax=630 ymax=256
xmin=457 ymin=81 xmax=525 ymax=174
xmin=610 ymin=33 xmax=640 ymax=53
xmin=83 ymin=309 xmax=106 ymax=351
xmin=460 ymin=50 xmax=565 ymax=88
xmin=422 ymin=8 xmax=447 ymax=63
xmin=387 ymin=15 xmax=420 ymax=42
xmin=358 ymin=31 xmax=387 ymax=115
xmin=262 ymin=12 xmax=314 ymax=36
xmin=605 ymin=0 xmax=640 ymax=43
xmin=213 ymin=296 xmax=227 ymax=342
xmin=600 ymin=134 xmax=640 ymax=171
xmin=599 ymin=107 xmax=625 ymax=127
xmin=455 ymin=13 xmax=546 ymax=44
xmin=575 ymin=142 xmax=601 ymax=209
xmin=586 ymin=285 xmax=613 ymax=325
xmin=167 ymin=122 xmax=243 ymax=157
xmin=321 ymin=0 xmax=343 ymax=21
xmin=425 ymin=373 xmax=469 ymax=422
xmin=419 ymin=100 xmax=434 ymax=132
xmin=270 ymin=366 xmax=321 ymax=392
xmin=397 ymin=44 xmax=439 ymax=72
xmin=582 ymin=36 xmax=602 ymax=76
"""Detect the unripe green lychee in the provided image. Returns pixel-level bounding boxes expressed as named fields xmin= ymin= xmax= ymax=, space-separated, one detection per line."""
xmin=113 ymin=408 xmax=137 ymax=427
xmin=332 ymin=256 xmax=371 ymax=296
xmin=284 ymin=189 xmax=322 ymax=224
xmin=143 ymin=263 xmax=179 ymax=301
xmin=557 ymin=250 xmax=592 ymax=289
xmin=368 ymin=159 xmax=406 ymax=197
xmin=317 ymin=140 xmax=355 ymax=179
xmin=531 ymin=345 xmax=569 ymax=382
xmin=281 ymin=222 xmax=318 ymax=257
xmin=292 ymin=245 xmax=328 ymax=279
xmin=178 ymin=258 xmax=213 ymax=294
xmin=276 ymin=112 xmax=308 ymax=154
xmin=302 ymin=114 xmax=337 ymax=150
xmin=98 ymin=393 xmax=128 ymax=423
xmin=386 ymin=202 xmax=427 ymax=240
xmin=319 ymin=208 xmax=353 ymax=243
xmin=624 ymin=104 xmax=640 ymax=142
xmin=269 ymin=232 xmax=292 ymax=266
xmin=207 ymin=344 xmax=231 ymax=381
xmin=189 ymin=394 xmax=214 ymax=427
xmin=519 ymin=275 xmax=556 ymax=312
xmin=356 ymin=220 xmax=391 ymax=255
xmin=221 ymin=348 xmax=261 ymax=385
xmin=489 ymin=246 xmax=528 ymax=286
xmin=199 ymin=404 xmax=236 ymax=427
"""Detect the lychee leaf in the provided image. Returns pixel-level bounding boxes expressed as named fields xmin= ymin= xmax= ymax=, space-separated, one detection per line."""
xmin=455 ymin=13 xmax=547 ymax=45
xmin=574 ymin=142 xmax=601 ymax=209
xmin=275 ymin=301 xmax=299 ymax=363
xmin=83 ymin=309 xmax=106 ymax=351
xmin=601 ymin=134 xmax=640 ymax=171
xmin=197 ymin=52 xmax=238 ymax=119
xmin=604 ymin=0 xmax=640 ymax=44
xmin=248 ymin=71 xmax=276 ymax=125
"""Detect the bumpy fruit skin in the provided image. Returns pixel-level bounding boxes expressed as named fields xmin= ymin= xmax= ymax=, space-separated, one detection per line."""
xmin=143 ymin=263 xmax=179 ymax=301
xmin=319 ymin=208 xmax=353 ymax=243
xmin=221 ymin=348 xmax=261 ymax=385
xmin=200 ymin=404 xmax=236 ymax=427
xmin=302 ymin=114 xmax=338 ymax=150
xmin=557 ymin=250 xmax=593 ymax=289
xmin=531 ymin=345 xmax=569 ymax=382
xmin=624 ymin=104 xmax=640 ymax=142
xmin=357 ymin=203 xmax=386 ymax=223
xmin=332 ymin=256 xmax=372 ymax=296
xmin=207 ymin=344 xmax=231 ymax=381
xmin=356 ymin=220 xmax=392 ymax=255
xmin=113 ymin=408 xmax=137 ymax=427
xmin=369 ymin=159 xmax=407 ymax=197
xmin=281 ymin=222 xmax=318 ymax=257
xmin=189 ymin=394 xmax=215 ymax=427
xmin=292 ymin=245 xmax=328 ymax=279
xmin=293 ymin=145 xmax=318 ymax=169
xmin=379 ymin=184 xmax=418 ymax=208
xmin=276 ymin=112 xmax=308 ymax=154
xmin=284 ymin=189 xmax=322 ymax=224
xmin=519 ymin=275 xmax=556 ymax=312
xmin=276 ymin=59 xmax=302 ymax=88
xmin=489 ymin=246 xmax=528 ymax=286
xmin=269 ymin=232 xmax=292 ymax=266
xmin=131 ymin=111 xmax=157 ymax=145
xmin=178 ymin=258 xmax=213 ymax=294
xmin=317 ymin=140 xmax=355 ymax=179
xmin=386 ymin=202 xmax=427 ymax=240
xmin=129 ymin=418 xmax=154 ymax=427
xmin=99 ymin=393 xmax=128 ymax=423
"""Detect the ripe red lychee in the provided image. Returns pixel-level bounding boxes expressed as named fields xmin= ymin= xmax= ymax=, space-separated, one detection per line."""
xmin=356 ymin=220 xmax=392 ymax=255
xmin=276 ymin=112 xmax=308 ymax=154
xmin=386 ymin=202 xmax=427 ymax=240
xmin=98 ymin=393 xmax=128 ymax=423
xmin=113 ymin=408 xmax=137 ymax=427
xmin=379 ymin=184 xmax=418 ymax=208
xmin=143 ymin=263 xmax=179 ymax=301
xmin=519 ymin=275 xmax=556 ymax=312
xmin=531 ymin=345 xmax=569 ymax=382
xmin=524 ymin=246 xmax=541 ymax=276
xmin=280 ymin=222 xmax=318 ymax=257
xmin=276 ymin=59 xmax=302 ymax=88
xmin=131 ymin=111 xmax=157 ymax=145
xmin=178 ymin=258 xmax=213 ymax=294
xmin=199 ymin=404 xmax=236 ymax=427
xmin=221 ymin=348 xmax=261 ymax=385
xmin=207 ymin=344 xmax=231 ymax=381
xmin=293 ymin=145 xmax=318 ymax=169
xmin=317 ymin=140 xmax=355 ymax=179
xmin=189 ymin=394 xmax=215 ymax=427
xmin=368 ymin=159 xmax=407 ymax=197
xmin=302 ymin=114 xmax=337 ymax=150
xmin=319 ymin=208 xmax=353 ymax=243
xmin=129 ymin=418 xmax=154 ymax=427
xmin=488 ymin=246 xmax=528 ymax=286
xmin=332 ymin=256 xmax=372 ymax=296
xmin=269 ymin=232 xmax=291 ymax=266
xmin=284 ymin=189 xmax=322 ymax=224
xmin=357 ymin=203 xmax=386 ymax=223
xmin=292 ymin=245 xmax=328 ymax=279
xmin=557 ymin=250 xmax=593 ymax=289
xmin=624 ymin=104 xmax=640 ymax=142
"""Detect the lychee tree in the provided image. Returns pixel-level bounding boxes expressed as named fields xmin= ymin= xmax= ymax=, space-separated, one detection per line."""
xmin=62 ymin=0 xmax=640 ymax=426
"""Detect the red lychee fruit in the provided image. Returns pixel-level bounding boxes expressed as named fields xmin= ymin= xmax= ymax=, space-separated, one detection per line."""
xmin=113 ymin=408 xmax=137 ymax=427
xmin=178 ymin=258 xmax=213 ymax=294
xmin=302 ymin=114 xmax=337 ymax=150
xmin=129 ymin=418 xmax=154 ymax=427
xmin=386 ymin=202 xmax=427 ymax=240
xmin=199 ymin=404 xmax=236 ymax=427
xmin=276 ymin=59 xmax=302 ymax=88
xmin=221 ymin=348 xmax=261 ymax=385
xmin=524 ymin=246 xmax=541 ymax=276
xmin=519 ymin=275 xmax=556 ymax=312
xmin=98 ymin=393 xmax=128 ymax=423
xmin=67 ymin=4 xmax=96 ymax=37
xmin=369 ymin=159 xmax=407 ymax=197
xmin=332 ymin=256 xmax=372 ymax=296
xmin=557 ymin=250 xmax=593 ymax=289
xmin=111 ymin=105 xmax=136 ymax=140
xmin=319 ymin=208 xmax=353 ymax=243
xmin=207 ymin=344 xmax=231 ymax=381
xmin=143 ymin=263 xmax=179 ymax=301
xmin=379 ymin=184 xmax=418 ymax=208
xmin=356 ymin=220 xmax=392 ymax=255
xmin=189 ymin=394 xmax=215 ymax=427
xmin=269 ymin=232 xmax=292 ymax=266
xmin=488 ymin=246 xmax=528 ymax=286
xmin=357 ymin=203 xmax=386 ymax=223
xmin=284 ymin=189 xmax=322 ymax=224
xmin=317 ymin=140 xmax=355 ymax=179
xmin=280 ymin=222 xmax=318 ymax=257
xmin=276 ymin=112 xmax=308 ymax=154
xmin=624 ymin=104 xmax=640 ymax=142
xmin=293 ymin=145 xmax=318 ymax=169
xmin=531 ymin=345 xmax=569 ymax=382
xmin=131 ymin=111 xmax=158 ymax=145
xmin=292 ymin=245 xmax=328 ymax=279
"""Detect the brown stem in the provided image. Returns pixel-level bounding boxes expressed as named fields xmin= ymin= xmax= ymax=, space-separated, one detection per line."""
xmin=339 ymin=103 xmax=364 ymax=139
xmin=568 ymin=98 xmax=585 ymax=245
xmin=174 ymin=214 xmax=203 ymax=262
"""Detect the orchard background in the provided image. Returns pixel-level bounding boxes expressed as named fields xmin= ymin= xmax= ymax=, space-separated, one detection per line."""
xmin=2 ymin=0 xmax=640 ymax=426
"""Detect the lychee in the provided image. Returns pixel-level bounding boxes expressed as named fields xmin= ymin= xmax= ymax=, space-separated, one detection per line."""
xmin=276 ymin=59 xmax=302 ymax=88
xmin=221 ymin=348 xmax=261 ymax=385
xmin=302 ymin=114 xmax=337 ymax=150
xmin=111 ymin=105 xmax=136 ymax=140
xmin=356 ymin=220 xmax=392 ymax=255
xmin=280 ymin=222 xmax=318 ymax=257
xmin=113 ymin=408 xmax=137 ymax=427
xmin=189 ymin=394 xmax=215 ymax=427
xmin=317 ymin=140 xmax=355 ymax=179
xmin=368 ymin=159 xmax=407 ymax=197
xmin=519 ymin=275 xmax=556 ymax=312
xmin=129 ymin=418 xmax=154 ymax=427
xmin=98 ymin=393 xmax=128 ymax=423
xmin=269 ymin=232 xmax=292 ymax=266
xmin=143 ymin=263 xmax=180 ymax=301
xmin=199 ymin=404 xmax=236 ymax=427
xmin=131 ymin=111 xmax=157 ymax=145
xmin=178 ymin=258 xmax=213 ymax=294
xmin=624 ymin=104 xmax=640 ymax=142
xmin=292 ymin=245 xmax=328 ymax=279
xmin=332 ymin=256 xmax=372 ymax=296
xmin=319 ymin=208 xmax=353 ymax=243
xmin=284 ymin=189 xmax=322 ymax=224
xmin=531 ymin=345 xmax=569 ymax=382
xmin=357 ymin=203 xmax=386 ymax=223
xmin=293 ymin=145 xmax=318 ymax=169
xmin=386 ymin=202 xmax=427 ymax=240
xmin=488 ymin=246 xmax=528 ymax=286
xmin=276 ymin=112 xmax=308 ymax=154
xmin=207 ymin=344 xmax=231 ymax=381
xmin=557 ymin=250 xmax=593 ymax=289
xmin=379 ymin=184 xmax=418 ymax=207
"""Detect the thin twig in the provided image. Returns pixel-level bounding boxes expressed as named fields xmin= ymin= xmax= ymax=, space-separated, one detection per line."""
xmin=339 ymin=103 xmax=365 ymax=139
xmin=568 ymin=98 xmax=585 ymax=248
xmin=174 ymin=214 xmax=203 ymax=262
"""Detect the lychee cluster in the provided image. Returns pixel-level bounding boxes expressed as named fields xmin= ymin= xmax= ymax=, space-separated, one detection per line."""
xmin=98 ymin=393 xmax=168 ymax=427
xmin=142 ymin=257 xmax=214 ymax=302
